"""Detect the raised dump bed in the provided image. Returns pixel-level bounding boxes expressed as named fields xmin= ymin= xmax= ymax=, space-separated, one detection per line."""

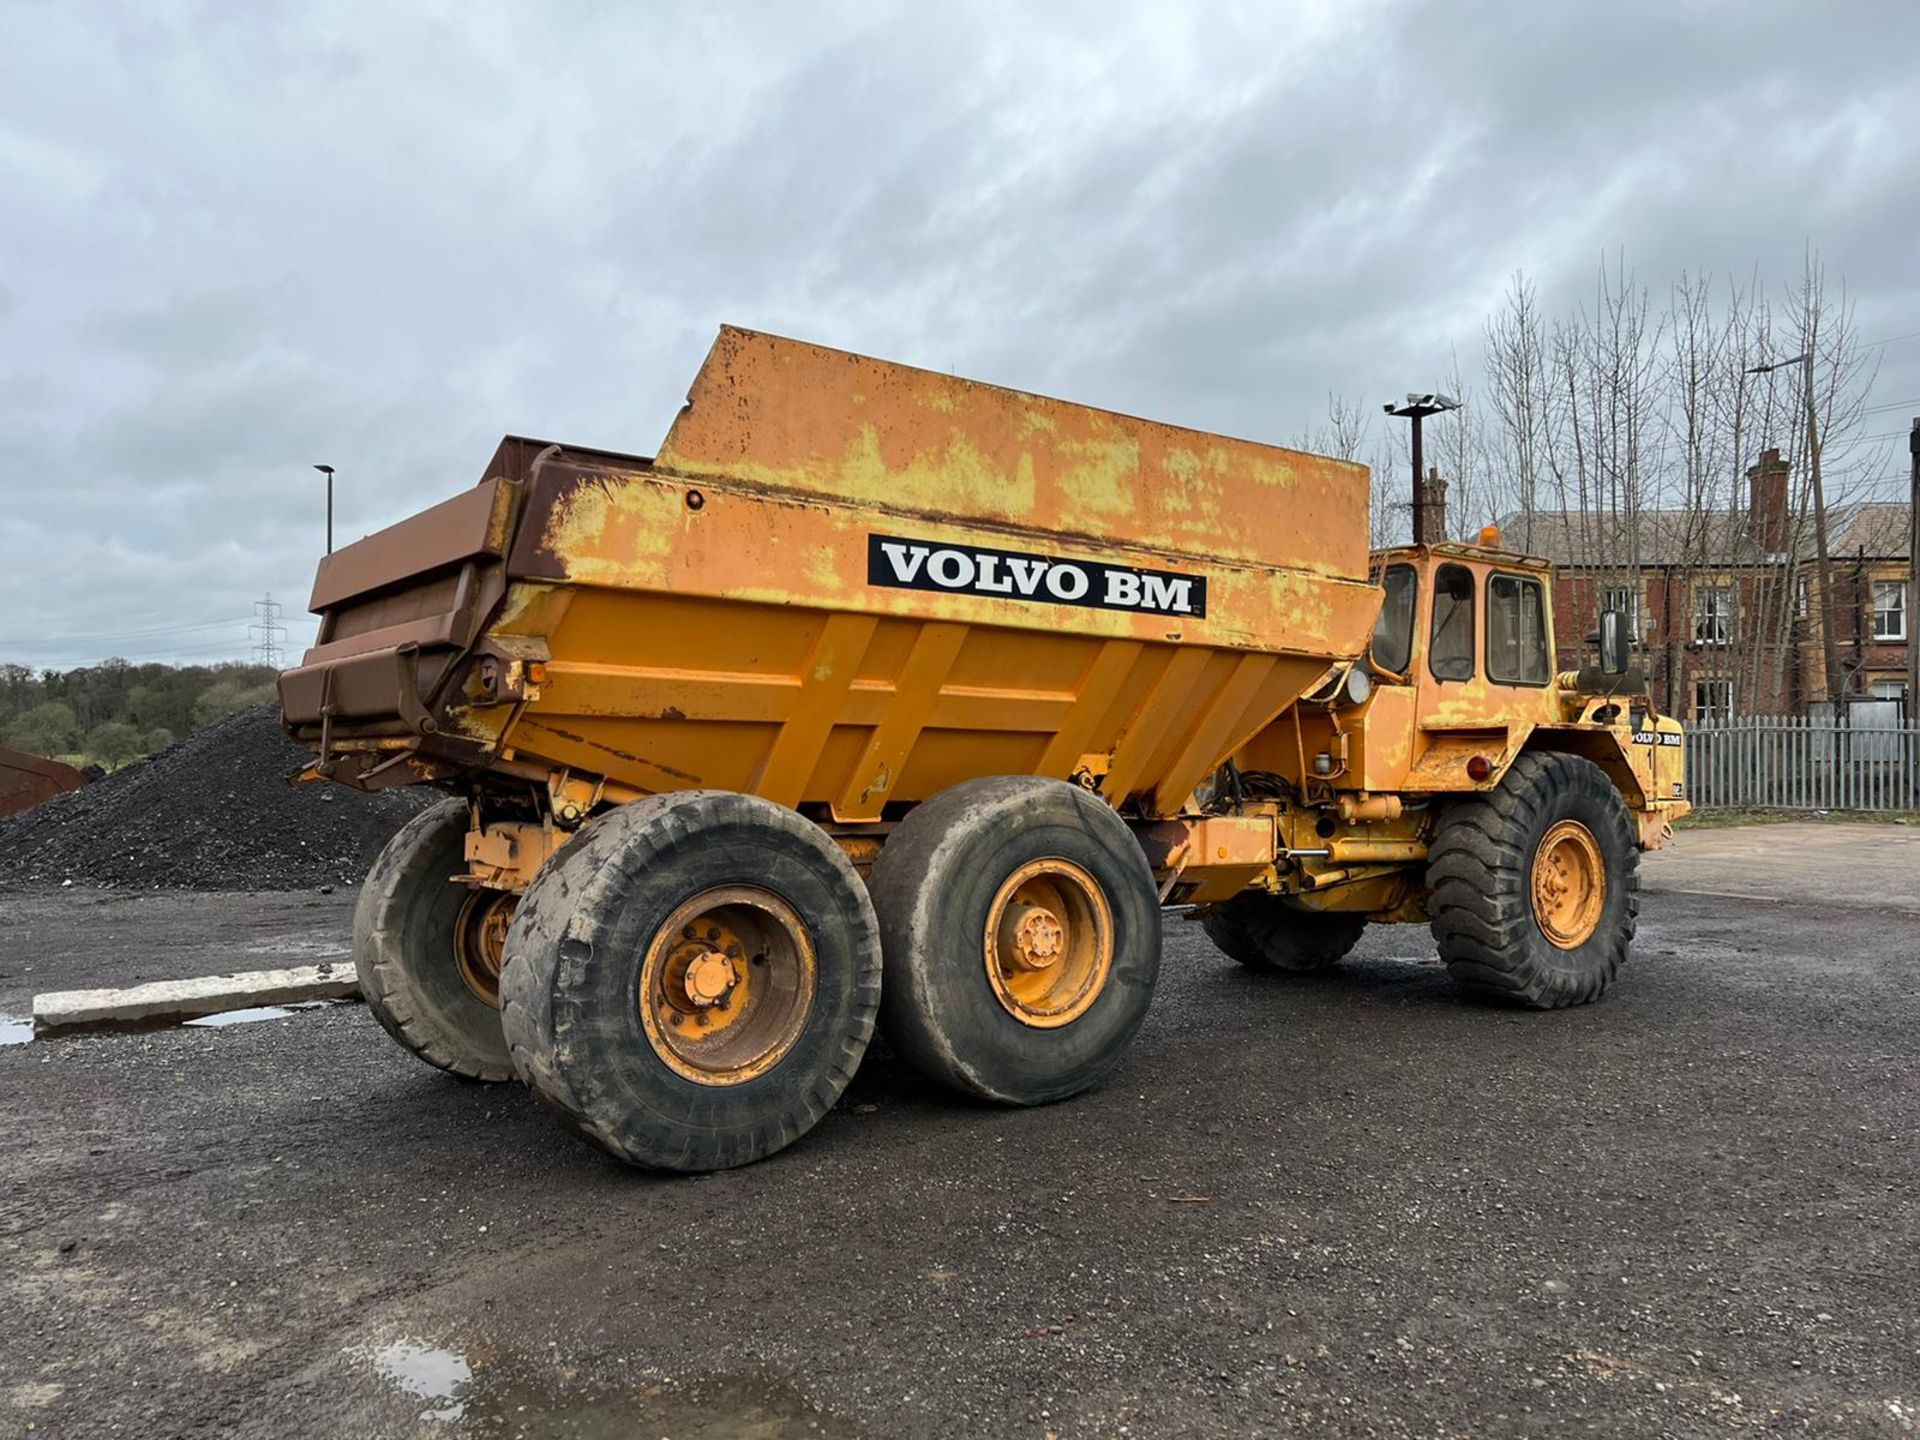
xmin=283 ymin=326 xmax=1687 ymax=1175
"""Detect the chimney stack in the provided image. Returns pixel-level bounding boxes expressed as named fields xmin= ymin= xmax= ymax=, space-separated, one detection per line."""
xmin=1747 ymin=447 xmax=1790 ymax=553
xmin=1419 ymin=466 xmax=1449 ymax=544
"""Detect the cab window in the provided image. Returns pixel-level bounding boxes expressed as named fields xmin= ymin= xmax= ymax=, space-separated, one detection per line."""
xmin=1487 ymin=573 xmax=1551 ymax=685
xmin=1429 ymin=564 xmax=1475 ymax=681
xmin=1370 ymin=564 xmax=1417 ymax=674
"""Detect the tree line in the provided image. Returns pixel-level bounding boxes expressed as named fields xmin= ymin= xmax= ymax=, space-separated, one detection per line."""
xmin=0 ymin=660 xmax=280 ymax=768
xmin=1294 ymin=249 xmax=1899 ymax=713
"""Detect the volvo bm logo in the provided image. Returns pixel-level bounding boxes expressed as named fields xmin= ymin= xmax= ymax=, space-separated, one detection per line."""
xmin=866 ymin=534 xmax=1207 ymax=618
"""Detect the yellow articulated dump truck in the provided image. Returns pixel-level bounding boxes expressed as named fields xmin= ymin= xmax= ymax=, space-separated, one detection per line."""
xmin=281 ymin=327 xmax=1688 ymax=1172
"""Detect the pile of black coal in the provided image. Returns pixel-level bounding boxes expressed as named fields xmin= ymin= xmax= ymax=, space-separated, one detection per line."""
xmin=0 ymin=705 xmax=431 ymax=892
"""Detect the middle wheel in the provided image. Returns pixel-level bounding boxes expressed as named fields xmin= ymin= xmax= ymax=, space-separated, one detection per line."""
xmin=499 ymin=790 xmax=883 ymax=1172
xmin=869 ymin=776 xmax=1161 ymax=1104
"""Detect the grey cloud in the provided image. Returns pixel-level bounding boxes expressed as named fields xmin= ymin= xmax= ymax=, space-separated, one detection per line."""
xmin=2 ymin=0 xmax=1917 ymax=670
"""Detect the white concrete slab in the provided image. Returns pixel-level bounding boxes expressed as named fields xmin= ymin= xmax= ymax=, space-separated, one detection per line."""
xmin=32 ymin=963 xmax=359 ymax=1036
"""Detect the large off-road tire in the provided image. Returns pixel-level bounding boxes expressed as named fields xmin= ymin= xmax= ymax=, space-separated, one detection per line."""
xmin=498 ymin=791 xmax=882 ymax=1172
xmin=1200 ymin=892 xmax=1367 ymax=972
xmin=1427 ymin=752 xmax=1639 ymax=1009
xmin=869 ymin=776 xmax=1160 ymax=1105
xmin=354 ymin=798 xmax=514 ymax=1082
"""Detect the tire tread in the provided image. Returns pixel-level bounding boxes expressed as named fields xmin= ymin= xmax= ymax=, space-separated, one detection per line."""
xmin=1427 ymin=752 xmax=1639 ymax=1009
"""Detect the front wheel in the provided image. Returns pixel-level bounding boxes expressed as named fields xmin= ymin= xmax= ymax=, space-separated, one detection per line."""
xmin=1426 ymin=752 xmax=1639 ymax=1008
xmin=868 ymin=777 xmax=1160 ymax=1105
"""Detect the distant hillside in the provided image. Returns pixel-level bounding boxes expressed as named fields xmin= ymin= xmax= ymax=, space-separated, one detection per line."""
xmin=0 ymin=659 xmax=282 ymax=771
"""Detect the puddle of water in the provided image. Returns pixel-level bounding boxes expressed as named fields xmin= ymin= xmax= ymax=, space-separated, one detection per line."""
xmin=184 ymin=1001 xmax=336 ymax=1029
xmin=1 ymin=1014 xmax=33 ymax=1046
xmin=373 ymin=1340 xmax=472 ymax=1423
xmin=357 ymin=1338 xmax=855 ymax=1437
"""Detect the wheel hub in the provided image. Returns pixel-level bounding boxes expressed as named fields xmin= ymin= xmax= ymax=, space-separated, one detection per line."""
xmin=1530 ymin=819 xmax=1606 ymax=950
xmin=453 ymin=888 xmax=518 ymax=1008
xmin=683 ymin=949 xmax=739 ymax=1006
xmin=983 ymin=858 xmax=1114 ymax=1028
xmin=999 ymin=902 xmax=1065 ymax=970
xmin=639 ymin=886 xmax=816 ymax=1085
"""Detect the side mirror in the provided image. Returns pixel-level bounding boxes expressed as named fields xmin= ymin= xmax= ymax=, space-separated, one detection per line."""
xmin=1599 ymin=610 xmax=1629 ymax=676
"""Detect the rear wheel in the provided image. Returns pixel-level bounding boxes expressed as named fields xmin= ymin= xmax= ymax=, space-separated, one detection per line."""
xmin=354 ymin=799 xmax=514 ymax=1082
xmin=1427 ymin=752 xmax=1639 ymax=1008
xmin=498 ymin=791 xmax=881 ymax=1172
xmin=1201 ymin=892 xmax=1366 ymax=972
xmin=869 ymin=777 xmax=1160 ymax=1104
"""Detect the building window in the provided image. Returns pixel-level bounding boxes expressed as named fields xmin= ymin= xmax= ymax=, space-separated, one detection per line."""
xmin=1872 ymin=580 xmax=1906 ymax=641
xmin=1795 ymin=575 xmax=1809 ymax=620
xmin=1488 ymin=573 xmax=1551 ymax=685
xmin=1694 ymin=585 xmax=1732 ymax=646
xmin=1693 ymin=677 xmax=1734 ymax=722
xmin=1600 ymin=584 xmax=1639 ymax=643
xmin=1869 ymin=679 xmax=1910 ymax=724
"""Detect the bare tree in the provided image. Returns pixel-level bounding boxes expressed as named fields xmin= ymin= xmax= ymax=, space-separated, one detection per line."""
xmin=1782 ymin=251 xmax=1880 ymax=707
xmin=1296 ymin=393 xmax=1396 ymax=547
xmin=1483 ymin=273 xmax=1551 ymax=553
xmin=1474 ymin=252 xmax=1894 ymax=714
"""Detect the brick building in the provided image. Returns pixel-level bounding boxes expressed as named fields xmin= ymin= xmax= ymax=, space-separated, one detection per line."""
xmin=1498 ymin=449 xmax=1911 ymax=721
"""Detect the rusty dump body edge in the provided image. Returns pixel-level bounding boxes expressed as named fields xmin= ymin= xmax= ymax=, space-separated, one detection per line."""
xmin=0 ymin=747 xmax=86 ymax=820
xmin=282 ymin=326 xmax=1381 ymax=820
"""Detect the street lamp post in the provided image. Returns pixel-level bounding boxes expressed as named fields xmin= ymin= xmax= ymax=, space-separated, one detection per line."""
xmin=1908 ymin=418 xmax=1920 ymax=805
xmin=1383 ymin=393 xmax=1462 ymax=545
xmin=312 ymin=464 xmax=336 ymax=555
xmin=1909 ymin=419 xmax=1919 ymax=730
xmin=1747 ymin=354 xmax=1843 ymax=711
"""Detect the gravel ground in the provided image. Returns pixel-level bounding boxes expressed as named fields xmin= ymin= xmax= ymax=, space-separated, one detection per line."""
xmin=1 ymin=831 xmax=1916 ymax=1438
xmin=0 ymin=706 xmax=427 ymax=892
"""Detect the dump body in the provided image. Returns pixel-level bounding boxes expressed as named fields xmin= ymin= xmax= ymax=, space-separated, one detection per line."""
xmin=283 ymin=327 xmax=1382 ymax=821
xmin=0 ymin=747 xmax=85 ymax=820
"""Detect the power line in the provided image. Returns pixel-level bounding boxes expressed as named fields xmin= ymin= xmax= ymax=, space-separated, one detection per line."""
xmin=0 ymin=616 xmax=251 ymax=647
xmin=1865 ymin=328 xmax=1920 ymax=349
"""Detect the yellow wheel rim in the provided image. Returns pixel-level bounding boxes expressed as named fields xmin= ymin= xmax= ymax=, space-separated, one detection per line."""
xmin=453 ymin=888 xmax=518 ymax=1007
xmin=982 ymin=858 xmax=1113 ymax=1028
xmin=638 ymin=886 xmax=816 ymax=1087
xmin=1530 ymin=820 xmax=1606 ymax=949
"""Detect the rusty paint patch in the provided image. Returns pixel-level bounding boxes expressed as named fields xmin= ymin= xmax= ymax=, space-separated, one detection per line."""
xmin=651 ymin=326 xmax=1370 ymax=579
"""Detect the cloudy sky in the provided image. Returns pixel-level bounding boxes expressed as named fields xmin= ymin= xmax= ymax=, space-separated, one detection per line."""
xmin=3 ymin=0 xmax=1917 ymax=670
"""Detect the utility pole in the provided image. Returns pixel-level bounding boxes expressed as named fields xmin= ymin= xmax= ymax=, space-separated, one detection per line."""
xmin=1383 ymin=393 xmax=1461 ymax=545
xmin=1749 ymin=354 xmax=1843 ymax=712
xmin=250 ymin=594 xmax=286 ymax=669
xmin=1908 ymin=418 xmax=1919 ymax=804
xmin=312 ymin=464 xmax=336 ymax=555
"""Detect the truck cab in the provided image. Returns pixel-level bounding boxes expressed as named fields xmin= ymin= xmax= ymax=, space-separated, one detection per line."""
xmin=1365 ymin=535 xmax=1686 ymax=832
xmin=1368 ymin=537 xmax=1564 ymax=737
xmin=1228 ymin=531 xmax=1687 ymax=920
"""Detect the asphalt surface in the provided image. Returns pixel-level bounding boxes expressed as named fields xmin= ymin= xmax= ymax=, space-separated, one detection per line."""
xmin=2 ymin=824 xmax=1917 ymax=1438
